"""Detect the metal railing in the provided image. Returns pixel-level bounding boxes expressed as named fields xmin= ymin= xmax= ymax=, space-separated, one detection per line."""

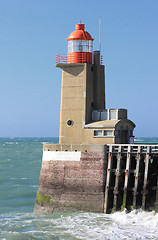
xmin=56 ymin=53 xmax=103 ymax=65
xmin=56 ymin=54 xmax=68 ymax=64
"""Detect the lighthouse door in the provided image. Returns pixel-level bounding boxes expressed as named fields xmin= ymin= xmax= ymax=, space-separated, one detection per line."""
xmin=120 ymin=130 xmax=129 ymax=144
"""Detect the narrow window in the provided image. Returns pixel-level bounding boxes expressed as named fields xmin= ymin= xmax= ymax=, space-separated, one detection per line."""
xmin=94 ymin=130 xmax=103 ymax=136
xmin=109 ymin=110 xmax=117 ymax=120
xmin=104 ymin=130 xmax=113 ymax=136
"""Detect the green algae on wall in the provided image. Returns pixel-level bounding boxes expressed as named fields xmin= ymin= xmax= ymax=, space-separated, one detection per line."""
xmin=36 ymin=193 xmax=51 ymax=206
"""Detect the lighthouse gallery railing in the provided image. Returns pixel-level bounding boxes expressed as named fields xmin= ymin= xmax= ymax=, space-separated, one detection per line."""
xmin=56 ymin=53 xmax=103 ymax=65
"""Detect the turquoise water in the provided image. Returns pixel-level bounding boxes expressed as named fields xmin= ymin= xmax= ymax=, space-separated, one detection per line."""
xmin=0 ymin=138 xmax=58 ymax=214
xmin=0 ymin=137 xmax=158 ymax=239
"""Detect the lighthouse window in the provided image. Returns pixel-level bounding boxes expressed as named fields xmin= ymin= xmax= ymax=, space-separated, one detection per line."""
xmin=104 ymin=130 xmax=113 ymax=136
xmin=67 ymin=120 xmax=74 ymax=127
xmin=69 ymin=40 xmax=93 ymax=53
xmin=74 ymin=40 xmax=83 ymax=52
xmin=94 ymin=130 xmax=113 ymax=137
xmin=84 ymin=40 xmax=89 ymax=52
xmin=109 ymin=110 xmax=117 ymax=120
xmin=89 ymin=41 xmax=93 ymax=52
xmin=68 ymin=41 xmax=73 ymax=52
xmin=94 ymin=130 xmax=103 ymax=136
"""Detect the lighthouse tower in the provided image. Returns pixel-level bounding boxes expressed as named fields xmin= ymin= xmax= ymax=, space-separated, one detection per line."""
xmin=56 ymin=23 xmax=135 ymax=144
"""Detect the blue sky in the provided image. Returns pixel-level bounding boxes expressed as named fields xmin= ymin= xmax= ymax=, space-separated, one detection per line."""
xmin=0 ymin=0 xmax=158 ymax=137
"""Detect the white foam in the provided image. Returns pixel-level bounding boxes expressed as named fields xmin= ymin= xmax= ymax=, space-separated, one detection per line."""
xmin=0 ymin=211 xmax=158 ymax=240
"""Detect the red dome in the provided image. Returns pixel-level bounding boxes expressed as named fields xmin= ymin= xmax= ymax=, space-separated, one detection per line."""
xmin=67 ymin=23 xmax=94 ymax=41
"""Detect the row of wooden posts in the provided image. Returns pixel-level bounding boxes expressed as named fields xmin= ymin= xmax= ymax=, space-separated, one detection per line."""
xmin=104 ymin=144 xmax=158 ymax=213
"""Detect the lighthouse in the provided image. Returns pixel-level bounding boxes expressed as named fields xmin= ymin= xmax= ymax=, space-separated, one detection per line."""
xmin=56 ymin=23 xmax=135 ymax=144
xmin=34 ymin=23 xmax=158 ymax=214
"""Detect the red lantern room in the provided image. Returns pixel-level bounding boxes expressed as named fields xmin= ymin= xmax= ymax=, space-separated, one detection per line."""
xmin=67 ymin=23 xmax=94 ymax=63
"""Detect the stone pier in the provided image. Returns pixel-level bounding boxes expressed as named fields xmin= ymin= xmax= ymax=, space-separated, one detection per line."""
xmin=34 ymin=144 xmax=158 ymax=214
xmin=34 ymin=144 xmax=107 ymax=214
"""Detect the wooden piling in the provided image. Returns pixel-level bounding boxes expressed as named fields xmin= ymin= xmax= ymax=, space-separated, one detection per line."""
xmin=105 ymin=144 xmax=158 ymax=213
xmin=112 ymin=146 xmax=122 ymax=211
xmin=133 ymin=146 xmax=142 ymax=209
xmin=142 ymin=146 xmax=151 ymax=210
xmin=104 ymin=145 xmax=113 ymax=213
xmin=121 ymin=145 xmax=132 ymax=210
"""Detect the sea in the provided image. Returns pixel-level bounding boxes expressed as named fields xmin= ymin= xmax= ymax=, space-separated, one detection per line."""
xmin=0 ymin=137 xmax=158 ymax=240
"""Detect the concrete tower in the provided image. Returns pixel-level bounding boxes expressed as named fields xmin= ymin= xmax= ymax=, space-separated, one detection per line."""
xmin=56 ymin=23 xmax=135 ymax=144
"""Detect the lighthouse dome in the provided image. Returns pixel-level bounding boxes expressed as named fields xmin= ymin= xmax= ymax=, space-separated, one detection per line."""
xmin=67 ymin=23 xmax=94 ymax=41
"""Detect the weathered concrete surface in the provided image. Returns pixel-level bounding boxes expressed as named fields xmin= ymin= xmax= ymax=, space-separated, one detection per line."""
xmin=57 ymin=58 xmax=135 ymax=145
xmin=34 ymin=149 xmax=107 ymax=214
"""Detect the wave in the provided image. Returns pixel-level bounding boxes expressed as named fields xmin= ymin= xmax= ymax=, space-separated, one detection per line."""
xmin=110 ymin=209 xmax=158 ymax=228
xmin=134 ymin=138 xmax=144 ymax=142
xmin=0 ymin=211 xmax=157 ymax=240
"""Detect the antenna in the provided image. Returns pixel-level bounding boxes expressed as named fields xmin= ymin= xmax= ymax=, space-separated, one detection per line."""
xmin=99 ymin=17 xmax=101 ymax=52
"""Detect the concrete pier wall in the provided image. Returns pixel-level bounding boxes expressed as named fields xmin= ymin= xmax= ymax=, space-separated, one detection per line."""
xmin=34 ymin=144 xmax=107 ymax=214
xmin=34 ymin=144 xmax=158 ymax=214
